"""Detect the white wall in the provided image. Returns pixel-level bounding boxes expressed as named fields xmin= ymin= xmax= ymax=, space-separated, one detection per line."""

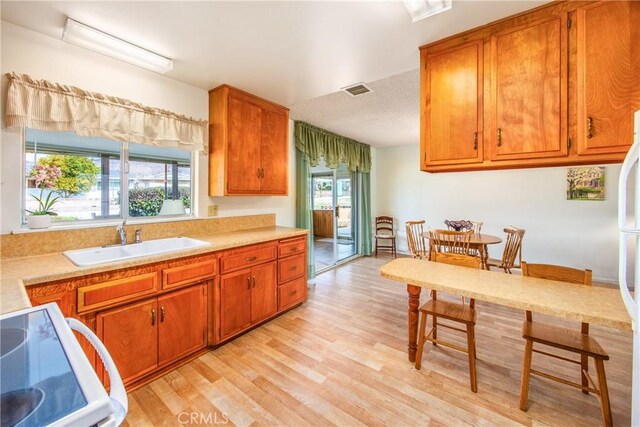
xmin=0 ymin=22 xmax=295 ymax=233
xmin=374 ymin=143 xmax=620 ymax=283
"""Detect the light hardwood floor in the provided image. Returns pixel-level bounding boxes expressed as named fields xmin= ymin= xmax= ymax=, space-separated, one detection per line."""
xmin=123 ymin=255 xmax=632 ymax=426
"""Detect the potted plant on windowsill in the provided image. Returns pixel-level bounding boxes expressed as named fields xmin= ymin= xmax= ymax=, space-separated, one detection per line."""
xmin=26 ymin=164 xmax=61 ymax=229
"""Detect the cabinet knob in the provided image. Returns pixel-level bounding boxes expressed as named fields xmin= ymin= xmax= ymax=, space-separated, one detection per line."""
xmin=473 ymin=132 xmax=478 ymax=150
xmin=587 ymin=116 xmax=593 ymax=139
xmin=245 ymin=256 xmax=257 ymax=262
xmin=497 ymin=128 xmax=502 ymax=147
xmin=151 ymin=308 xmax=156 ymax=326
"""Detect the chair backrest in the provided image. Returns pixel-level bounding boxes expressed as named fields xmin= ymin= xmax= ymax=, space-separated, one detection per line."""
xmin=521 ymin=261 xmax=592 ymax=330
xmin=500 ymin=226 xmax=526 ymax=268
xmin=470 ymin=221 xmax=483 ymax=234
xmin=432 ymin=252 xmax=480 ymax=307
xmin=405 ymin=220 xmax=428 ymax=259
xmin=429 ymin=229 xmax=473 ymax=255
xmin=432 ymin=252 xmax=481 ymax=269
xmin=376 ymin=216 xmax=394 ymax=235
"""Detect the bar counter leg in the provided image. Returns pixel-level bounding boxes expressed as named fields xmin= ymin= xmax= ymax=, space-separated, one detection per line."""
xmin=407 ymin=284 xmax=421 ymax=362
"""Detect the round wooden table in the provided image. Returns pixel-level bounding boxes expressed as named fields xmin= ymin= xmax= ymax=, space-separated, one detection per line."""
xmin=422 ymin=233 xmax=502 ymax=270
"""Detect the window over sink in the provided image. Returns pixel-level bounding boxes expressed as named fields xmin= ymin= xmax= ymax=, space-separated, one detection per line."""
xmin=23 ymin=129 xmax=193 ymax=225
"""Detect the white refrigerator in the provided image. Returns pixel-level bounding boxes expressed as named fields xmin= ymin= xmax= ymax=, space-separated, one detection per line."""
xmin=618 ymin=109 xmax=640 ymax=426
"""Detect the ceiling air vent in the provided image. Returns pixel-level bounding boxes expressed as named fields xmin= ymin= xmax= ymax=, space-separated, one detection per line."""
xmin=342 ymin=82 xmax=372 ymax=97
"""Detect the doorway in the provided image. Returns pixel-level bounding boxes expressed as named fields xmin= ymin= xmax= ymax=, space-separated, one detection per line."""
xmin=311 ymin=164 xmax=358 ymax=272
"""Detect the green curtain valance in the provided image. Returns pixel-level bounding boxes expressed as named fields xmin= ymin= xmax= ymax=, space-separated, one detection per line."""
xmin=294 ymin=121 xmax=371 ymax=172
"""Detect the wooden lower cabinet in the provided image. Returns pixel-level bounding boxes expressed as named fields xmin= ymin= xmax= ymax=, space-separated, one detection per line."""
xmin=219 ymin=260 xmax=278 ymax=341
xmin=97 ymin=298 xmax=158 ymax=387
xmin=158 ymin=284 xmax=207 ymax=366
xmin=96 ymin=283 xmax=206 ymax=387
xmin=250 ymin=261 xmax=277 ymax=323
xmin=220 ymin=269 xmax=253 ymax=340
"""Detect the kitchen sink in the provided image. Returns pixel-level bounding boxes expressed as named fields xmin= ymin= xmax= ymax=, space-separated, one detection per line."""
xmin=63 ymin=237 xmax=211 ymax=267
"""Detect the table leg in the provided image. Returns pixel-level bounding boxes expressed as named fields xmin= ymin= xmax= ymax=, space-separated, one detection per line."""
xmin=479 ymin=244 xmax=489 ymax=270
xmin=407 ymin=284 xmax=421 ymax=362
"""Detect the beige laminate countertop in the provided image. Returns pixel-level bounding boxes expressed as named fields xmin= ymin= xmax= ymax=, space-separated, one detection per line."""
xmin=1 ymin=226 xmax=308 ymax=315
xmin=380 ymin=258 xmax=633 ymax=332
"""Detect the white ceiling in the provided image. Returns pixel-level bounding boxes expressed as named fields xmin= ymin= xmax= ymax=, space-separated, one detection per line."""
xmin=1 ymin=0 xmax=548 ymax=147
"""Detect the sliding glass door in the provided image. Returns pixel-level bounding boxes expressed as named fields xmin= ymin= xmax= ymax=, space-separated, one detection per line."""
xmin=311 ymin=165 xmax=358 ymax=273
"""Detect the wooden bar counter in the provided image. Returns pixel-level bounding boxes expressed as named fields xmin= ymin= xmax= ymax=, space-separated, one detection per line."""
xmin=379 ymin=258 xmax=633 ymax=362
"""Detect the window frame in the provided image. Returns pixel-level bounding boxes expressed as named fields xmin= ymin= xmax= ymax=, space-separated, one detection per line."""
xmin=21 ymin=130 xmax=196 ymax=227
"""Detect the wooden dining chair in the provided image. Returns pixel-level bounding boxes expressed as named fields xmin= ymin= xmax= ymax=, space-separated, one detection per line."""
xmin=519 ymin=262 xmax=612 ymax=427
xmin=374 ymin=216 xmax=397 ymax=258
xmin=415 ymin=252 xmax=481 ymax=392
xmin=428 ymin=229 xmax=473 ymax=258
xmin=405 ymin=220 xmax=429 ymax=259
xmin=487 ymin=226 xmax=525 ymax=273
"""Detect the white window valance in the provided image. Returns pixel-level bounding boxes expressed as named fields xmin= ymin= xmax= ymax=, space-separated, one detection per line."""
xmin=4 ymin=72 xmax=208 ymax=152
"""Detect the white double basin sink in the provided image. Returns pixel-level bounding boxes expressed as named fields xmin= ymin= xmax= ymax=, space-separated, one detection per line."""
xmin=63 ymin=237 xmax=211 ymax=267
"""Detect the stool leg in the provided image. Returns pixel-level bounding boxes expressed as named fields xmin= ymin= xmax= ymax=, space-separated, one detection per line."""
xmin=467 ymin=323 xmax=477 ymax=393
xmin=415 ymin=312 xmax=428 ymax=370
xmin=581 ymin=354 xmax=589 ymax=394
xmin=595 ymin=358 xmax=613 ymax=427
xmin=432 ymin=316 xmax=438 ymax=345
xmin=519 ymin=339 xmax=534 ymax=411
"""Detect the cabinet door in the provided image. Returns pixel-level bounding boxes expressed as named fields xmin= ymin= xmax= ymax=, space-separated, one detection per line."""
xmin=220 ymin=269 xmax=252 ymax=340
xmin=158 ymin=284 xmax=206 ymax=366
xmin=227 ymin=94 xmax=262 ymax=193
xmin=490 ymin=15 xmax=567 ymax=161
xmin=96 ymin=298 xmax=158 ymax=386
xmin=423 ymin=40 xmax=483 ymax=166
xmin=250 ymin=261 xmax=277 ymax=323
xmin=260 ymin=108 xmax=289 ymax=194
xmin=576 ymin=1 xmax=639 ymax=156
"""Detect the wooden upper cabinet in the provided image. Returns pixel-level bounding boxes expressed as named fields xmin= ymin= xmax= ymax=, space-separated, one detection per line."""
xmin=209 ymin=85 xmax=289 ymax=196
xmin=575 ymin=1 xmax=640 ymax=156
xmin=227 ymin=94 xmax=263 ymax=193
xmin=490 ymin=14 xmax=567 ymax=161
xmin=423 ymin=40 xmax=483 ymax=167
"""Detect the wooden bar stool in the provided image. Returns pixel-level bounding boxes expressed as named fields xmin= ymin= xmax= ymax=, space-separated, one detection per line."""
xmin=415 ymin=248 xmax=480 ymax=393
xmin=519 ymin=262 xmax=612 ymax=427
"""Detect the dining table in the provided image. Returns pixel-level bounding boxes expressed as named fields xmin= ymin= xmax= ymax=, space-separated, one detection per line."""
xmin=379 ymin=258 xmax=632 ymax=363
xmin=422 ymin=232 xmax=502 ymax=270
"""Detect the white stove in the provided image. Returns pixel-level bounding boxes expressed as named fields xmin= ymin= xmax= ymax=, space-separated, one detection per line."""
xmin=0 ymin=303 xmax=127 ymax=426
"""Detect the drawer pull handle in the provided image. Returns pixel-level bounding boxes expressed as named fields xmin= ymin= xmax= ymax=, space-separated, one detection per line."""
xmin=151 ymin=308 xmax=156 ymax=326
xmin=246 ymin=256 xmax=257 ymax=262
xmin=247 ymin=276 xmax=252 ymax=289
xmin=252 ymin=276 xmax=256 ymax=288
xmin=289 ymin=247 xmax=297 ymax=252
xmin=160 ymin=306 xmax=165 ymax=323
xmin=289 ymin=266 xmax=297 ymax=271
xmin=289 ymin=290 xmax=297 ymax=297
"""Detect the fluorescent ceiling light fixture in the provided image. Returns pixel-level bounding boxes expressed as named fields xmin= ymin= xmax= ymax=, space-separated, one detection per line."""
xmin=62 ymin=18 xmax=173 ymax=73
xmin=403 ymin=0 xmax=452 ymax=22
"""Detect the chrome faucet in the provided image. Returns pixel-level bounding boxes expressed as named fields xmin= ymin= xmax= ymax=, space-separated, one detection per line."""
xmin=116 ymin=220 xmax=127 ymax=245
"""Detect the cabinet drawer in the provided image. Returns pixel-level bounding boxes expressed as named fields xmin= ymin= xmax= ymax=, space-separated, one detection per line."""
xmin=220 ymin=246 xmax=277 ymax=274
xmin=163 ymin=260 xmax=216 ymax=289
xmin=278 ymin=237 xmax=306 ymax=258
xmin=78 ymin=272 xmax=158 ymax=313
xmin=278 ymin=253 xmax=305 ymax=284
xmin=278 ymin=277 xmax=307 ymax=311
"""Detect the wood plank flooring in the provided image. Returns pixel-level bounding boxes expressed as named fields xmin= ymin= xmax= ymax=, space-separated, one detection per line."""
xmin=123 ymin=255 xmax=632 ymax=426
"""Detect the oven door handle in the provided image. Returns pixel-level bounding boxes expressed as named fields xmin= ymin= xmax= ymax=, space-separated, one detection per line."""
xmin=67 ymin=318 xmax=128 ymax=426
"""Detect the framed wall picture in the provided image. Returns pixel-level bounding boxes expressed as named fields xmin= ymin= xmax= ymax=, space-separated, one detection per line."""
xmin=566 ymin=166 xmax=605 ymax=201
